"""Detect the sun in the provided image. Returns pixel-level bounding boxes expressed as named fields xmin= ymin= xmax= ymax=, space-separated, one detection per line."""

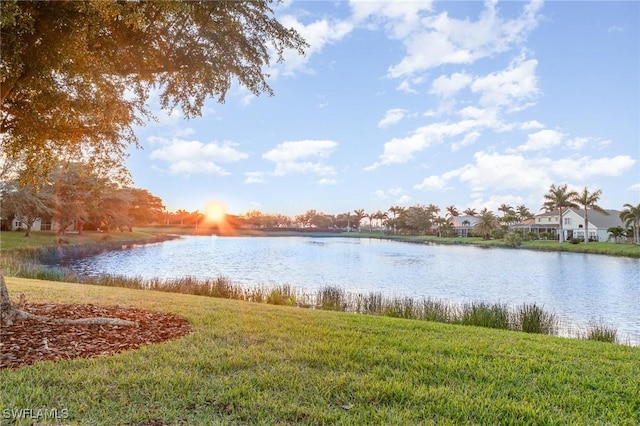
xmin=204 ymin=201 xmax=227 ymax=225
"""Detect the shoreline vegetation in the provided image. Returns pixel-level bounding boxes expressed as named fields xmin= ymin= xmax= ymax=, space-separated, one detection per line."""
xmin=1 ymin=228 xmax=637 ymax=345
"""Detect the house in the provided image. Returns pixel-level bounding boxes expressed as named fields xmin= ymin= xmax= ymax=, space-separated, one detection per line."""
xmin=1 ymin=217 xmax=56 ymax=232
xmin=519 ymin=209 xmax=624 ymax=242
xmin=450 ymin=215 xmax=480 ymax=237
xmin=511 ymin=211 xmax=559 ymax=239
xmin=561 ymin=209 xmax=623 ymax=242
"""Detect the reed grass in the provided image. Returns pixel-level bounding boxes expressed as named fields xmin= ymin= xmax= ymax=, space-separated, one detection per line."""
xmin=512 ymin=303 xmax=558 ymax=335
xmin=460 ymin=301 xmax=511 ymax=330
xmin=584 ymin=321 xmax=619 ymax=344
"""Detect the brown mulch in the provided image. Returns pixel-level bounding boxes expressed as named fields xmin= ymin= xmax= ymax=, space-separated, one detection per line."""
xmin=0 ymin=303 xmax=191 ymax=370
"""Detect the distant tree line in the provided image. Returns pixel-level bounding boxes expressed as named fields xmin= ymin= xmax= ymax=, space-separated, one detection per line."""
xmin=1 ymin=161 xmax=165 ymax=236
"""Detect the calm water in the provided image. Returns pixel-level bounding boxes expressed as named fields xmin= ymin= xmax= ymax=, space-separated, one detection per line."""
xmin=67 ymin=236 xmax=640 ymax=344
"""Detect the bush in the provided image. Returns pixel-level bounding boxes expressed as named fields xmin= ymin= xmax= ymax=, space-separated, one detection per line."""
xmin=569 ymin=238 xmax=582 ymax=244
xmin=267 ymin=285 xmax=297 ymax=306
xmin=503 ymin=232 xmax=522 ymax=247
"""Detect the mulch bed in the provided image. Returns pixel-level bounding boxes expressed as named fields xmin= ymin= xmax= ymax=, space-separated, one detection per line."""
xmin=0 ymin=303 xmax=191 ymax=370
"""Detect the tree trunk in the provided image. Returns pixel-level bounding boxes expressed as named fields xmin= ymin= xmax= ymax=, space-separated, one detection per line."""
xmin=584 ymin=209 xmax=589 ymax=244
xmin=0 ymin=271 xmax=22 ymax=326
xmin=558 ymin=208 xmax=564 ymax=243
xmin=0 ymin=271 xmax=135 ymax=326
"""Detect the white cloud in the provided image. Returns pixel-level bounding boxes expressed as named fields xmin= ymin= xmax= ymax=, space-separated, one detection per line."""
xmin=457 ymin=151 xmax=552 ymax=192
xmin=245 ymin=172 xmax=265 ymax=184
xmin=263 ymin=139 xmax=337 ymax=162
xmin=629 ymin=183 xmax=640 ymax=191
xmin=396 ymin=80 xmax=418 ymax=94
xmin=566 ymin=137 xmax=612 ymax=151
xmin=470 ymin=54 xmax=539 ymax=110
xmin=469 ymin=194 xmax=527 ymax=213
xmin=386 ymin=0 xmax=543 ymax=78
xmin=414 ymin=175 xmax=449 ymax=191
xmin=367 ymin=118 xmax=492 ymax=169
xmin=451 ymin=130 xmax=482 ymax=151
xmin=350 ymin=0 xmax=434 ymax=38
xmin=275 ymin=15 xmax=354 ymax=77
xmin=430 ymin=72 xmax=473 ymax=98
xmin=373 ymin=187 xmax=406 ymax=200
xmin=318 ymin=178 xmax=338 ymax=185
xmin=263 ymin=139 xmax=338 ymax=178
xmin=553 ymin=155 xmax=636 ymax=180
xmin=378 ymin=109 xmax=408 ymax=128
xmin=396 ymin=195 xmax=413 ymax=205
xmin=517 ymin=129 xmax=565 ymax=151
xmin=149 ymin=138 xmax=248 ymax=176
xmin=608 ymin=25 xmax=624 ymax=33
xmin=519 ymin=120 xmax=545 ymax=130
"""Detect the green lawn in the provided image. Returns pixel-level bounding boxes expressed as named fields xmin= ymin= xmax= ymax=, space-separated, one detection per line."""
xmin=0 ymin=230 xmax=168 ymax=251
xmin=2 ymin=278 xmax=639 ymax=425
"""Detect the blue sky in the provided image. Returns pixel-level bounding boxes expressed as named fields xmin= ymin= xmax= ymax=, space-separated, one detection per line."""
xmin=127 ymin=0 xmax=639 ymax=217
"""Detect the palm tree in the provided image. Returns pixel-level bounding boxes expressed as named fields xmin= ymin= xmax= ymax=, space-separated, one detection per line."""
xmin=463 ymin=208 xmax=477 ymax=217
xmin=343 ymin=212 xmax=352 ymax=232
xmin=388 ymin=205 xmax=405 ymax=235
xmin=572 ymin=187 xmax=608 ymax=243
xmin=607 ymin=226 xmax=626 ymax=244
xmin=433 ymin=216 xmax=448 ymax=237
xmin=498 ymin=204 xmax=515 ymax=217
xmin=366 ymin=212 xmax=375 ymax=232
xmin=516 ymin=205 xmax=533 ymax=221
xmin=353 ymin=209 xmax=366 ymax=232
xmin=446 ymin=205 xmax=460 ymax=218
xmin=375 ymin=210 xmax=389 ymax=232
xmin=543 ymin=184 xmax=578 ymax=243
xmin=620 ymin=203 xmax=640 ymax=244
xmin=474 ymin=210 xmax=499 ymax=240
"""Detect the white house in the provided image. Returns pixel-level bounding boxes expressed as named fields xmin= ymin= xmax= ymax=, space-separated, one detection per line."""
xmin=522 ymin=209 xmax=623 ymax=242
xmin=2 ymin=217 xmax=55 ymax=232
xmin=560 ymin=209 xmax=623 ymax=242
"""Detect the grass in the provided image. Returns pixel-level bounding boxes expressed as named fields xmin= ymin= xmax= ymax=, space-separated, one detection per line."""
xmin=2 ymin=277 xmax=639 ymax=425
xmin=0 ymin=229 xmax=175 ymax=251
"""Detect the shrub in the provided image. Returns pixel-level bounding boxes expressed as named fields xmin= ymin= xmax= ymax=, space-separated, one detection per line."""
xmin=569 ymin=238 xmax=581 ymax=244
xmin=267 ymin=285 xmax=297 ymax=306
xmin=503 ymin=232 xmax=522 ymax=247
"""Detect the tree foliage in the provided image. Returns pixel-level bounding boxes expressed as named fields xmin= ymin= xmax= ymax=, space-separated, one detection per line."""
xmin=620 ymin=203 xmax=640 ymax=244
xmin=572 ymin=187 xmax=608 ymax=243
xmin=1 ymin=0 xmax=307 ymax=180
xmin=543 ymin=184 xmax=578 ymax=243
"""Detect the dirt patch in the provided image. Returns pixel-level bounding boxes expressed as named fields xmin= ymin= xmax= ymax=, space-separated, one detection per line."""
xmin=1 ymin=303 xmax=191 ymax=369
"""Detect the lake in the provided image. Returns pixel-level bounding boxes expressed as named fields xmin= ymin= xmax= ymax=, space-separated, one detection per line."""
xmin=66 ymin=236 xmax=640 ymax=344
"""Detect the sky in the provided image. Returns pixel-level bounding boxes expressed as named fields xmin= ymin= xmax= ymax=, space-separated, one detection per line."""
xmin=126 ymin=0 xmax=640 ymax=217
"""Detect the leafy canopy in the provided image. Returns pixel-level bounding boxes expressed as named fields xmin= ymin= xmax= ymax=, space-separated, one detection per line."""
xmin=1 ymin=0 xmax=307 ymax=180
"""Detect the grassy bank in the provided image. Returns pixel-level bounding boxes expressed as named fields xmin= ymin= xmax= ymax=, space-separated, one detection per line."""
xmin=261 ymin=231 xmax=640 ymax=258
xmin=2 ymin=278 xmax=639 ymax=425
xmin=3 ymin=228 xmax=640 ymax=258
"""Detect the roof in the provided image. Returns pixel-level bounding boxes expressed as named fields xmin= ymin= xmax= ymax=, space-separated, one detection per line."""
xmin=569 ymin=209 xmax=623 ymax=229
xmin=451 ymin=215 xmax=480 ymax=227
